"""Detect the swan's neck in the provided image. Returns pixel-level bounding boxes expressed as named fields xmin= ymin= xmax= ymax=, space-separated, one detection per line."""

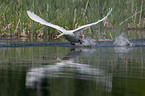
xmin=56 ymin=30 xmax=74 ymax=38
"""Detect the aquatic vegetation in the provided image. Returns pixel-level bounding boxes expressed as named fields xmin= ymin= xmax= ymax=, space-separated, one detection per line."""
xmin=0 ymin=0 xmax=144 ymax=40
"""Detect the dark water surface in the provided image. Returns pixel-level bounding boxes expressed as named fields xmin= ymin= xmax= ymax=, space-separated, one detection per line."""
xmin=0 ymin=42 xmax=145 ymax=96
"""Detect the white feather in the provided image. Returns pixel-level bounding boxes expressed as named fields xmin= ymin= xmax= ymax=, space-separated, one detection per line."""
xmin=27 ymin=11 xmax=66 ymax=32
xmin=72 ymin=8 xmax=112 ymax=33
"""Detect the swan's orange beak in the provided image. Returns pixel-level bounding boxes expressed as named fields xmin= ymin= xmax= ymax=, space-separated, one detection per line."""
xmin=54 ymin=37 xmax=57 ymax=39
xmin=54 ymin=56 xmax=57 ymax=59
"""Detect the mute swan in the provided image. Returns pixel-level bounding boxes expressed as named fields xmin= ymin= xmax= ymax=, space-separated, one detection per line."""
xmin=27 ymin=8 xmax=112 ymax=45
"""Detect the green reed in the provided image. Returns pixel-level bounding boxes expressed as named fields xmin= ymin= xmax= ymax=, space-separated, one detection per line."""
xmin=0 ymin=0 xmax=144 ymax=40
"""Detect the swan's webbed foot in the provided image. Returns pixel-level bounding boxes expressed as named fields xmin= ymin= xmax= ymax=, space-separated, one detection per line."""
xmin=70 ymin=40 xmax=82 ymax=45
xmin=70 ymin=42 xmax=75 ymax=45
xmin=79 ymin=40 xmax=82 ymax=44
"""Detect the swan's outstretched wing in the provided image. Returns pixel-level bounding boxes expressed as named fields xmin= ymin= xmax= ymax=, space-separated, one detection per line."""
xmin=27 ymin=11 xmax=66 ymax=32
xmin=72 ymin=8 xmax=112 ymax=33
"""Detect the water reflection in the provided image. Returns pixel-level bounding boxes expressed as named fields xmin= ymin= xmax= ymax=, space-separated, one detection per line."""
xmin=0 ymin=47 xmax=7 ymax=51
xmin=26 ymin=48 xmax=112 ymax=92
xmin=1 ymin=45 xmax=145 ymax=96
xmin=114 ymin=47 xmax=133 ymax=54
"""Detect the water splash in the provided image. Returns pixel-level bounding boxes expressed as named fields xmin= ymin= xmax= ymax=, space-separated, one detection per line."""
xmin=76 ymin=37 xmax=96 ymax=46
xmin=114 ymin=33 xmax=133 ymax=46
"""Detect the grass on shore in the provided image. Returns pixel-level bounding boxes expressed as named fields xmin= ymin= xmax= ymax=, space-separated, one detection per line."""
xmin=0 ymin=0 xmax=144 ymax=40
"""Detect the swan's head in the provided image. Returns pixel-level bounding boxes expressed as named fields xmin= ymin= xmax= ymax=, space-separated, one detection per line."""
xmin=54 ymin=33 xmax=64 ymax=39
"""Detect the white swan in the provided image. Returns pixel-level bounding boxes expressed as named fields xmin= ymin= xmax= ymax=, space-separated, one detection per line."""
xmin=27 ymin=8 xmax=112 ymax=45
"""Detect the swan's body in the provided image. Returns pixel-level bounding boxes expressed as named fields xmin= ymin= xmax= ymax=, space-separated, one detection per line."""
xmin=63 ymin=34 xmax=82 ymax=45
xmin=27 ymin=8 xmax=112 ymax=45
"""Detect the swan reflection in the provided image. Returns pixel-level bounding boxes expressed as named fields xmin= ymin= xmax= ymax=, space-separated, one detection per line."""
xmin=25 ymin=48 xmax=112 ymax=92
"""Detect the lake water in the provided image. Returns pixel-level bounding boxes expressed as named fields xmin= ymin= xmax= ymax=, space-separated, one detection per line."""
xmin=0 ymin=40 xmax=145 ymax=96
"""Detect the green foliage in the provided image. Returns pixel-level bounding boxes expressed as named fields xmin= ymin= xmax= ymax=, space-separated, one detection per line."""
xmin=0 ymin=0 xmax=144 ymax=39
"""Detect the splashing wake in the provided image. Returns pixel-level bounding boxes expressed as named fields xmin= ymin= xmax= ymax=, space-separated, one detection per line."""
xmin=114 ymin=33 xmax=133 ymax=46
xmin=76 ymin=38 xmax=96 ymax=46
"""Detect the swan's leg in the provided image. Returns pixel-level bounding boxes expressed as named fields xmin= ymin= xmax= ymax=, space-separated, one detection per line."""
xmin=70 ymin=42 xmax=75 ymax=45
xmin=79 ymin=40 xmax=82 ymax=44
